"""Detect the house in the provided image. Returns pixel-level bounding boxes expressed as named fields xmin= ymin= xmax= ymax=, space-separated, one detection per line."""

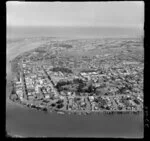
xmin=67 ymin=92 xmax=72 ymax=96
xmin=89 ymin=96 xmax=94 ymax=101
xmin=16 ymin=81 xmax=22 ymax=85
xmin=45 ymin=95 xmax=50 ymax=99
xmin=80 ymin=72 xmax=87 ymax=76
xmin=59 ymin=95 xmax=65 ymax=100
xmin=28 ymin=92 xmax=32 ymax=96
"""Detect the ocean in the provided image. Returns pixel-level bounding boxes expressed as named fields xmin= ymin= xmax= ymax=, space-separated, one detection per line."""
xmin=6 ymin=26 xmax=144 ymax=137
xmin=6 ymin=104 xmax=143 ymax=137
xmin=7 ymin=26 xmax=143 ymax=39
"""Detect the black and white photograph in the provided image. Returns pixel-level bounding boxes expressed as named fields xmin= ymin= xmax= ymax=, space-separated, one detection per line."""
xmin=6 ymin=1 xmax=144 ymax=138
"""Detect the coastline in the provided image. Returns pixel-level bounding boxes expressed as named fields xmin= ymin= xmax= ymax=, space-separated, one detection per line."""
xmin=8 ymin=95 xmax=143 ymax=116
xmin=6 ymin=37 xmax=143 ymax=138
xmin=7 ymin=37 xmax=143 ymax=116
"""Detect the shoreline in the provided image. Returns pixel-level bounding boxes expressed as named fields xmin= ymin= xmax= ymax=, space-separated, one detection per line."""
xmin=8 ymin=96 xmax=143 ymax=116
xmin=7 ymin=37 xmax=143 ymax=116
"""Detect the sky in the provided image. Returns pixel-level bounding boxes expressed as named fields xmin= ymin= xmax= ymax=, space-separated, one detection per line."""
xmin=7 ymin=1 xmax=144 ymax=28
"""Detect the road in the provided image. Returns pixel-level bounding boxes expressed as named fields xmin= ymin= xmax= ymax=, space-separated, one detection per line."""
xmin=19 ymin=63 xmax=28 ymax=99
xmin=41 ymin=65 xmax=59 ymax=97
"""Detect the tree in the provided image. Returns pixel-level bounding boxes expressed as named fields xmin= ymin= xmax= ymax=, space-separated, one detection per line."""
xmin=77 ymin=83 xmax=84 ymax=92
xmin=73 ymin=78 xmax=84 ymax=84
xmin=10 ymin=94 xmax=18 ymax=101
xmin=86 ymin=84 xmax=94 ymax=93
xmin=51 ymin=67 xmax=73 ymax=73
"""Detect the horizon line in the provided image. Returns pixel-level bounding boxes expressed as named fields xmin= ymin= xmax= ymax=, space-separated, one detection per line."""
xmin=7 ymin=25 xmax=143 ymax=29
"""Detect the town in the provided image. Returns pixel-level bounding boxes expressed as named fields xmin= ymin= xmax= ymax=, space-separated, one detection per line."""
xmin=9 ymin=38 xmax=144 ymax=115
